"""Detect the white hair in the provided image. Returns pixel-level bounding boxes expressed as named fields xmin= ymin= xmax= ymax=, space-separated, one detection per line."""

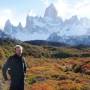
xmin=15 ymin=45 xmax=23 ymax=51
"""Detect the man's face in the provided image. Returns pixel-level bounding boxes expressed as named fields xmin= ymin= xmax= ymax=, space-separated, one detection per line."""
xmin=15 ymin=47 xmax=23 ymax=56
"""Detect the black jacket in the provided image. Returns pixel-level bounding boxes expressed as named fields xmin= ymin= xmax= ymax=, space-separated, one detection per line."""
xmin=2 ymin=54 xmax=27 ymax=90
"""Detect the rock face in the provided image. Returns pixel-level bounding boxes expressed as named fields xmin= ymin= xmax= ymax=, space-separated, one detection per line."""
xmin=47 ymin=33 xmax=90 ymax=46
xmin=44 ymin=4 xmax=57 ymax=18
xmin=0 ymin=29 xmax=10 ymax=39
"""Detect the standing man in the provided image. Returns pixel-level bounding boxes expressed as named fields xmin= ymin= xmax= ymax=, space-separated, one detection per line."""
xmin=2 ymin=45 xmax=27 ymax=90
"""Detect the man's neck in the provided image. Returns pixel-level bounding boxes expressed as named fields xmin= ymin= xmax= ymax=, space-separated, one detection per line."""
xmin=15 ymin=53 xmax=22 ymax=57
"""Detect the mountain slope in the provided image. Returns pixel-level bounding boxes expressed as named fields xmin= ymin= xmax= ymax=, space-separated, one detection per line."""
xmin=47 ymin=32 xmax=90 ymax=45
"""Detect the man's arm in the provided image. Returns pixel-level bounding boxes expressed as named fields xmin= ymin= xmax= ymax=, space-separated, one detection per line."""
xmin=2 ymin=57 xmax=12 ymax=81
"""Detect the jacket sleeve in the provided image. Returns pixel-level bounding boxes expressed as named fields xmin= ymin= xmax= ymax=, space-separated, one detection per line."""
xmin=2 ymin=57 xmax=12 ymax=81
xmin=22 ymin=57 xmax=27 ymax=73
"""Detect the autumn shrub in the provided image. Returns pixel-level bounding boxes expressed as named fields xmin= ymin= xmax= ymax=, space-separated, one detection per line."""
xmin=0 ymin=48 xmax=5 ymax=59
xmin=80 ymin=84 xmax=90 ymax=90
xmin=73 ymin=64 xmax=82 ymax=73
xmin=31 ymin=82 xmax=55 ymax=90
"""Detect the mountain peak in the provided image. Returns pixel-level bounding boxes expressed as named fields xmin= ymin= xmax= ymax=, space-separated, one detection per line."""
xmin=4 ymin=19 xmax=12 ymax=30
xmin=65 ymin=15 xmax=79 ymax=25
xmin=70 ymin=15 xmax=78 ymax=20
xmin=18 ymin=22 xmax=23 ymax=27
xmin=49 ymin=3 xmax=55 ymax=8
xmin=4 ymin=19 xmax=12 ymax=27
xmin=44 ymin=3 xmax=57 ymax=18
xmin=17 ymin=22 xmax=23 ymax=30
xmin=4 ymin=19 xmax=12 ymax=35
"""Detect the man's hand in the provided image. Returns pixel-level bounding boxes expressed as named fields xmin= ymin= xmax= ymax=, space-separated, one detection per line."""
xmin=6 ymin=68 xmax=11 ymax=80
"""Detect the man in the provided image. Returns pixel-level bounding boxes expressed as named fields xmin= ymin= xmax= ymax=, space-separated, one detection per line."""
xmin=2 ymin=45 xmax=27 ymax=90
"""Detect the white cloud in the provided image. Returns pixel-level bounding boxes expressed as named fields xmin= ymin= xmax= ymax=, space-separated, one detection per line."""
xmin=0 ymin=9 xmax=13 ymax=29
xmin=0 ymin=9 xmax=27 ymax=29
xmin=54 ymin=0 xmax=72 ymax=19
xmin=54 ymin=0 xmax=90 ymax=20
xmin=75 ymin=0 xmax=90 ymax=18
xmin=12 ymin=13 xmax=27 ymax=28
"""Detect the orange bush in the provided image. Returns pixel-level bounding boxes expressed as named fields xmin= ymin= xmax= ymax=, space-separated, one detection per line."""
xmin=31 ymin=82 xmax=54 ymax=90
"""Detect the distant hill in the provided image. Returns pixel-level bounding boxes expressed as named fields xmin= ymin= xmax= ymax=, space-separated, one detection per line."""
xmin=25 ymin=40 xmax=70 ymax=47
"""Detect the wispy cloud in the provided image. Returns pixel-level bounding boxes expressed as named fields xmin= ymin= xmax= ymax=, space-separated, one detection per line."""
xmin=75 ymin=0 xmax=90 ymax=18
xmin=0 ymin=9 xmax=13 ymax=29
xmin=0 ymin=9 xmax=27 ymax=29
xmin=53 ymin=0 xmax=90 ymax=19
xmin=54 ymin=0 xmax=71 ymax=19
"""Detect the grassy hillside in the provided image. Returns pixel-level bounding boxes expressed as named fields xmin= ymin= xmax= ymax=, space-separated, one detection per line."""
xmin=1 ymin=38 xmax=90 ymax=59
xmin=0 ymin=39 xmax=90 ymax=90
xmin=25 ymin=57 xmax=90 ymax=90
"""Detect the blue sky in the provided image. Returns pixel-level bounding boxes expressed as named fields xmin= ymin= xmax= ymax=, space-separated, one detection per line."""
xmin=0 ymin=0 xmax=90 ymax=29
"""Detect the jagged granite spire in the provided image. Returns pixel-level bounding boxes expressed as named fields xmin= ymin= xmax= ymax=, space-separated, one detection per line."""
xmin=44 ymin=4 xmax=57 ymax=18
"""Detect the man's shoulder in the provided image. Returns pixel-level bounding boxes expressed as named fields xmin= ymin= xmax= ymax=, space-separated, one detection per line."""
xmin=8 ymin=54 xmax=15 ymax=60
